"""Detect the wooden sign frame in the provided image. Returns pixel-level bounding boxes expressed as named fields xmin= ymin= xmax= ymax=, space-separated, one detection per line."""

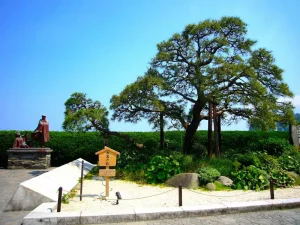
xmin=95 ymin=146 xmax=120 ymax=197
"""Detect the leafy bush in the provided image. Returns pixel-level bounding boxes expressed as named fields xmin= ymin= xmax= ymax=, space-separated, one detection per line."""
xmin=279 ymin=150 xmax=300 ymax=173
xmin=118 ymin=163 xmax=146 ymax=182
xmin=170 ymin=152 xmax=200 ymax=172
xmin=258 ymin=138 xmax=294 ymax=156
xmin=200 ymin=158 xmax=234 ymax=177
xmin=0 ymin=130 xmax=289 ymax=168
xmin=231 ymin=165 xmax=269 ymax=190
xmin=144 ymin=155 xmax=181 ymax=184
xmin=197 ymin=167 xmax=220 ymax=185
xmin=256 ymin=153 xmax=279 ymax=172
xmin=270 ymin=169 xmax=295 ymax=188
xmin=233 ymin=153 xmax=262 ymax=168
xmin=190 ymin=139 xmax=207 ymax=158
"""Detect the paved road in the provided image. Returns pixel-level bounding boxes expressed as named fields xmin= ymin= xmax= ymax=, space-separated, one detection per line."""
xmin=0 ymin=169 xmax=52 ymax=225
xmin=98 ymin=208 xmax=300 ymax=225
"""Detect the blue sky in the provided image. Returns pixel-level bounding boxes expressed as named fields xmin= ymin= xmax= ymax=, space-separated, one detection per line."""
xmin=0 ymin=0 xmax=299 ymax=132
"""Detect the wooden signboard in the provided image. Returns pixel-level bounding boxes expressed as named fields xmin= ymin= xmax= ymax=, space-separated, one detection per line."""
xmin=95 ymin=146 xmax=120 ymax=197
xmin=96 ymin=146 xmax=120 ymax=167
xmin=99 ymin=169 xmax=116 ymax=177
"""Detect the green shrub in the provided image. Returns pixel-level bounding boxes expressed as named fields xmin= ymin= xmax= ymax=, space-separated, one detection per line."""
xmin=144 ymin=155 xmax=181 ymax=184
xmin=118 ymin=163 xmax=146 ymax=182
xmin=231 ymin=165 xmax=269 ymax=190
xmin=270 ymin=169 xmax=295 ymax=188
xmin=200 ymin=158 xmax=234 ymax=177
xmin=233 ymin=153 xmax=262 ymax=168
xmin=197 ymin=167 xmax=220 ymax=185
xmin=0 ymin=130 xmax=290 ymax=168
xmin=256 ymin=153 xmax=279 ymax=172
xmin=191 ymin=139 xmax=207 ymax=158
xmin=279 ymin=150 xmax=300 ymax=173
xmin=258 ymin=138 xmax=293 ymax=156
xmin=170 ymin=152 xmax=199 ymax=172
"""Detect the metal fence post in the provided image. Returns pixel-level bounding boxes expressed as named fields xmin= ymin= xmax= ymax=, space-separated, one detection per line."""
xmin=57 ymin=187 xmax=62 ymax=212
xmin=270 ymin=177 xmax=274 ymax=199
xmin=179 ymin=184 xmax=182 ymax=206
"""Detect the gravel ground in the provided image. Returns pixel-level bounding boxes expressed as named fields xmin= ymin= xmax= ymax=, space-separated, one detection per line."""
xmin=62 ymin=178 xmax=300 ymax=212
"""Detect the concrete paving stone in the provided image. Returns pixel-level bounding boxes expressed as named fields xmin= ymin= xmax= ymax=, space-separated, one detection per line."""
xmin=81 ymin=208 xmax=136 ymax=224
xmin=181 ymin=203 xmax=228 ymax=216
xmin=134 ymin=207 xmax=184 ymax=221
xmin=222 ymin=200 xmax=272 ymax=213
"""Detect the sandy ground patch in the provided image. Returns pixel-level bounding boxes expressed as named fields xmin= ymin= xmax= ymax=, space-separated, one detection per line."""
xmin=62 ymin=178 xmax=300 ymax=212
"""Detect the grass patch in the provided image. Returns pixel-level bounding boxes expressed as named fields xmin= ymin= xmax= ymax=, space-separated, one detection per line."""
xmin=213 ymin=181 xmax=232 ymax=191
xmin=197 ymin=181 xmax=233 ymax=191
xmin=62 ymin=187 xmax=78 ymax=204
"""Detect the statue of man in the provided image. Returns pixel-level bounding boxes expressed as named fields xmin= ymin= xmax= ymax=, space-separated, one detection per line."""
xmin=32 ymin=115 xmax=50 ymax=147
xmin=13 ymin=131 xmax=24 ymax=148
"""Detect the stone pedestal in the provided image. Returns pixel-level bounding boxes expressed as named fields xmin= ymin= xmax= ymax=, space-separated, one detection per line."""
xmin=7 ymin=148 xmax=53 ymax=169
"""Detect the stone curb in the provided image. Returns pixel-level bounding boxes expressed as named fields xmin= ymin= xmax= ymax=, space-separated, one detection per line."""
xmin=22 ymin=198 xmax=300 ymax=225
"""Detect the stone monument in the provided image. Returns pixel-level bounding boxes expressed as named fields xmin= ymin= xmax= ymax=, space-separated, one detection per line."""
xmin=7 ymin=115 xmax=53 ymax=169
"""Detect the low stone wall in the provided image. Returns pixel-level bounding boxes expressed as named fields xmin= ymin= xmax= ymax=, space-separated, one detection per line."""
xmin=7 ymin=148 xmax=53 ymax=169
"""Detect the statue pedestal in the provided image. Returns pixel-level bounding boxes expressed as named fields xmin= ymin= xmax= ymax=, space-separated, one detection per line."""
xmin=7 ymin=148 xmax=53 ymax=169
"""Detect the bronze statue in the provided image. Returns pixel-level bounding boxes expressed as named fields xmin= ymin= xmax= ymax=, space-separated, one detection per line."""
xmin=13 ymin=131 xmax=29 ymax=148
xmin=31 ymin=115 xmax=50 ymax=147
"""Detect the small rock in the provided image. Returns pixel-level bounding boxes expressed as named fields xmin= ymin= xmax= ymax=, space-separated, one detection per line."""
xmin=217 ymin=176 xmax=233 ymax=186
xmin=165 ymin=173 xmax=199 ymax=189
xmin=205 ymin=182 xmax=216 ymax=191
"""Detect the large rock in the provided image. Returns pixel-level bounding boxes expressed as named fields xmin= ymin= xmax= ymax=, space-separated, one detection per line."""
xmin=217 ymin=176 xmax=233 ymax=186
xmin=205 ymin=182 xmax=216 ymax=191
xmin=4 ymin=158 xmax=94 ymax=211
xmin=165 ymin=173 xmax=199 ymax=189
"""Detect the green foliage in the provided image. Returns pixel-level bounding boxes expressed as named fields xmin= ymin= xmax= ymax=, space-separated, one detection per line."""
xmin=233 ymin=153 xmax=262 ymax=168
xmin=270 ymin=169 xmax=294 ymax=188
xmin=200 ymin=158 xmax=234 ymax=177
xmin=213 ymin=180 xmax=232 ymax=191
xmin=257 ymin=138 xmax=294 ymax=156
xmin=170 ymin=152 xmax=199 ymax=172
xmin=63 ymin=92 xmax=109 ymax=132
xmin=256 ymin=153 xmax=279 ymax=172
xmin=279 ymin=150 xmax=300 ymax=173
xmin=191 ymin=140 xmax=207 ymax=158
xmin=144 ymin=155 xmax=181 ymax=184
xmin=231 ymin=166 xmax=269 ymax=190
xmin=0 ymin=130 xmax=290 ymax=168
xmin=111 ymin=16 xmax=294 ymax=153
xmin=62 ymin=194 xmax=69 ymax=204
xmin=197 ymin=167 xmax=220 ymax=185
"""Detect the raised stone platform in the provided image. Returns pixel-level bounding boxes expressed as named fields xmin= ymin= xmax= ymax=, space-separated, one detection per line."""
xmin=4 ymin=158 xmax=94 ymax=211
xmin=7 ymin=148 xmax=53 ymax=169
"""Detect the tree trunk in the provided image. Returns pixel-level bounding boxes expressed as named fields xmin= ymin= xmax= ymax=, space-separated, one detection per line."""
xmin=160 ymin=112 xmax=164 ymax=150
xmin=213 ymin=104 xmax=220 ymax=158
xmin=217 ymin=114 xmax=221 ymax=156
xmin=208 ymin=102 xmax=213 ymax=158
xmin=104 ymin=132 xmax=108 ymax=147
xmin=183 ymin=101 xmax=203 ymax=154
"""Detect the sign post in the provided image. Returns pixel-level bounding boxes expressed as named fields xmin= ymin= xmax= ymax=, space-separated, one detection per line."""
xmin=95 ymin=146 xmax=120 ymax=197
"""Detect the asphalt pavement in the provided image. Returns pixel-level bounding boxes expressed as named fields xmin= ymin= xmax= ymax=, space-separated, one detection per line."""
xmin=0 ymin=168 xmax=52 ymax=225
xmin=95 ymin=208 xmax=300 ymax=225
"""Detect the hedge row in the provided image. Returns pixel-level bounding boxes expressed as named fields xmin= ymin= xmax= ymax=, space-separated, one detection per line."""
xmin=0 ymin=130 xmax=288 ymax=168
